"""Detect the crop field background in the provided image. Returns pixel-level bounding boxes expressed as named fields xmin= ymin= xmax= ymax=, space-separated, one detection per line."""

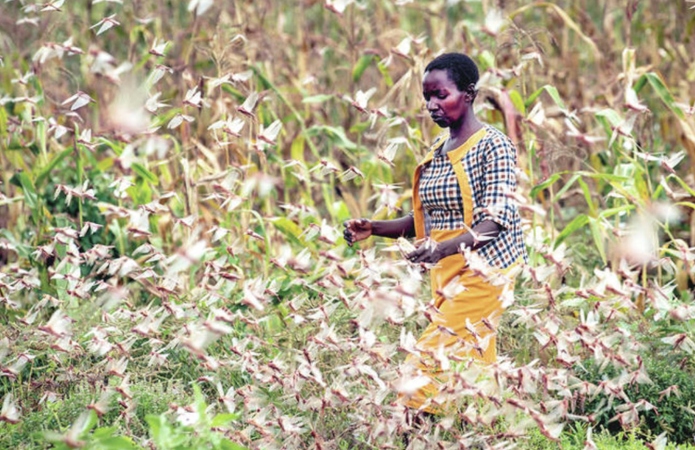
xmin=1 ymin=0 xmax=695 ymax=448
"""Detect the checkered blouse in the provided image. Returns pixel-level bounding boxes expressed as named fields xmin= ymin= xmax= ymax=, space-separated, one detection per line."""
xmin=418 ymin=125 xmax=527 ymax=269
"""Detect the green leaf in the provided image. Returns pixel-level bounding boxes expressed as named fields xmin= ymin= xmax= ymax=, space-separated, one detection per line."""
xmin=10 ymin=171 xmax=38 ymax=210
xmin=96 ymin=437 xmax=139 ymax=450
xmin=219 ymin=439 xmax=248 ymax=450
xmin=302 ymin=94 xmax=334 ymax=104
xmin=376 ymin=59 xmax=393 ymax=87
xmin=642 ymin=72 xmax=685 ymax=119
xmin=80 ymin=410 xmax=99 ymax=435
xmin=28 ymin=142 xmax=40 ymax=156
xmin=588 ymin=217 xmax=607 ymax=263
xmin=39 ymin=261 xmax=58 ymax=296
xmin=530 ymin=172 xmax=563 ymax=198
xmin=348 ymin=121 xmax=370 ymax=135
xmin=633 ymin=73 xmax=648 ymax=93
xmin=509 ymin=89 xmax=526 ymax=115
xmin=145 ymin=414 xmax=188 ymax=449
xmin=322 ymin=183 xmax=337 ymax=221
xmin=0 ymin=229 xmax=31 ymax=259
xmin=599 ymin=204 xmax=634 ymax=219
xmin=43 ymin=432 xmax=71 ymax=449
xmin=550 ymin=173 xmax=580 ymax=203
xmin=145 ymin=414 xmax=165 ymax=444
xmin=595 ymin=108 xmax=622 ymax=127
xmin=525 ymin=84 xmax=566 ymax=110
xmin=676 ymin=201 xmax=695 ymax=211
xmin=34 ymin=147 xmax=73 ymax=187
xmin=270 ymin=217 xmax=307 ymax=246
xmin=250 ymin=64 xmax=272 ymax=90
xmin=583 ymin=172 xmax=630 ymax=183
xmin=7 ymin=136 xmax=26 ymax=151
xmin=127 ymin=178 xmax=153 ymax=206
xmin=352 ymin=55 xmax=374 ymax=82
xmin=332 ymin=200 xmax=351 ymax=223
xmin=132 ymin=162 xmax=159 ymax=184
xmin=221 ymin=85 xmax=245 ymax=102
xmin=290 ymin=135 xmax=305 ymax=163
xmin=0 ymin=106 xmax=7 ymax=138
xmin=670 ymin=175 xmax=695 ymax=198
xmin=577 ymin=178 xmax=597 ymax=216
xmin=37 ymin=118 xmax=47 ymax=156
xmin=98 ymin=137 xmax=125 ymax=156
xmin=595 ymin=109 xmax=623 ymax=143
xmin=478 ymin=50 xmax=495 ymax=71
xmin=211 ymin=413 xmax=241 ymax=428
xmin=193 ymin=383 xmax=208 ymax=425
xmin=305 ymin=125 xmax=357 ymax=150
xmin=263 ymin=313 xmax=284 ymax=336
xmin=92 ymin=426 xmax=119 ymax=439
xmin=554 ymin=214 xmax=588 ymax=248
xmin=91 ymin=428 xmax=139 ymax=450
xmin=97 ymin=157 xmax=115 ymax=172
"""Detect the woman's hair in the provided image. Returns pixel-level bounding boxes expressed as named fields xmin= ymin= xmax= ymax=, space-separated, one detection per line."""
xmin=424 ymin=53 xmax=479 ymax=93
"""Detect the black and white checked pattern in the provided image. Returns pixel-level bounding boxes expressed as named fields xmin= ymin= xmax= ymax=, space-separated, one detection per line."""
xmin=419 ymin=152 xmax=464 ymax=233
xmin=417 ymin=125 xmax=527 ymax=269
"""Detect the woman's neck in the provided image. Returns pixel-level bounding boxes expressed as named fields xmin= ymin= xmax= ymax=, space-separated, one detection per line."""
xmin=443 ymin=116 xmax=483 ymax=153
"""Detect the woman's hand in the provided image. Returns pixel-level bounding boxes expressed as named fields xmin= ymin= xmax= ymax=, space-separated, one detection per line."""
xmin=405 ymin=239 xmax=450 ymax=267
xmin=343 ymin=218 xmax=373 ymax=246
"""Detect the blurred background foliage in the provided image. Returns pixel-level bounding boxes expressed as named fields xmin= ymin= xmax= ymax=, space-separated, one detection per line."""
xmin=1 ymin=0 xmax=694 ymax=258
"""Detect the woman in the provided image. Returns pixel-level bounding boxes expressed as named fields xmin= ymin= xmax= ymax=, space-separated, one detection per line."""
xmin=343 ymin=53 xmax=527 ymax=412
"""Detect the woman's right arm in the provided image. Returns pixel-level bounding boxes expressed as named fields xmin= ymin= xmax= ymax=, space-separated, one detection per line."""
xmin=343 ymin=214 xmax=415 ymax=246
xmin=371 ymin=214 xmax=415 ymax=239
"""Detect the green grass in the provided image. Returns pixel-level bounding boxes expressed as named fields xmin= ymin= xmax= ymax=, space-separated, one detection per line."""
xmin=0 ymin=381 xmax=189 ymax=449
xmin=520 ymin=425 xmax=695 ymax=450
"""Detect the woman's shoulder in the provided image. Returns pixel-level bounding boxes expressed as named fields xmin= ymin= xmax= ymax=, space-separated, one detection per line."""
xmin=481 ymin=125 xmax=517 ymax=153
xmin=482 ymin=124 xmax=514 ymax=144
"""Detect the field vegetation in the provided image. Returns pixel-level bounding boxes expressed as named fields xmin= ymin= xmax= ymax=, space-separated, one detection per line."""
xmin=1 ymin=0 xmax=695 ymax=448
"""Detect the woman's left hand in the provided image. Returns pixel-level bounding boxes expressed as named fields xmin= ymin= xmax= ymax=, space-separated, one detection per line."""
xmin=405 ymin=239 xmax=449 ymax=266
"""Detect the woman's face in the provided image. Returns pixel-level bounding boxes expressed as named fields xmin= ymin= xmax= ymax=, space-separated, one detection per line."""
xmin=422 ymin=69 xmax=470 ymax=129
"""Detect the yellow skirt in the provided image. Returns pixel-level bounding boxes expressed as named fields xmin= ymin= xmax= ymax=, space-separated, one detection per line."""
xmin=400 ymin=237 xmax=516 ymax=413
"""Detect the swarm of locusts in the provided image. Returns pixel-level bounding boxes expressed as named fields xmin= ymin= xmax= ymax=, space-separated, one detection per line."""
xmin=1 ymin=1 xmax=695 ymax=449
